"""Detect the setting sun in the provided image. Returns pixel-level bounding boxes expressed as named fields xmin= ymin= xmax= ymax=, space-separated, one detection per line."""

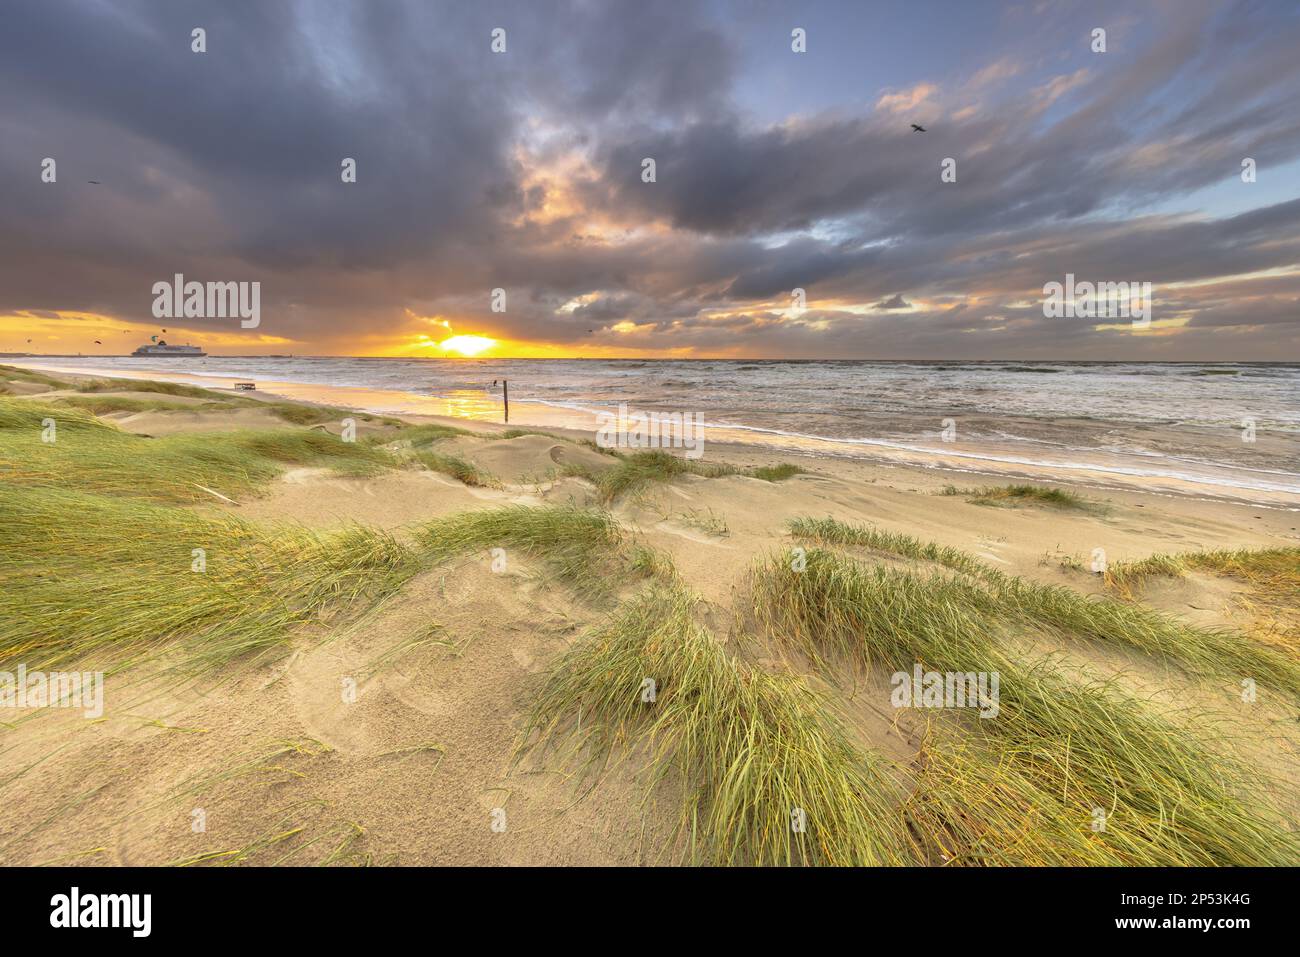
xmin=437 ymin=334 xmax=496 ymax=357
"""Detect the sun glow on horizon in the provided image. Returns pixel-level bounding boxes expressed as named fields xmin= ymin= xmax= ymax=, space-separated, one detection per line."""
xmin=437 ymin=334 xmax=497 ymax=356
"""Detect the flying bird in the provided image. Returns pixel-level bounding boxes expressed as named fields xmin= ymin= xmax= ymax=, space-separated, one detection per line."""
xmin=94 ymin=340 xmax=102 ymax=345
xmin=87 ymin=180 xmax=101 ymax=185
xmin=910 ymin=124 xmax=927 ymax=133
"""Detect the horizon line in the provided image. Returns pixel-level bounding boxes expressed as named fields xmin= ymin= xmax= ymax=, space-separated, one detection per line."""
xmin=5 ymin=353 xmax=1297 ymax=365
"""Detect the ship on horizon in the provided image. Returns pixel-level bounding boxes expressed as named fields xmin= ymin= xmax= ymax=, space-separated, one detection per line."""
xmin=130 ymin=340 xmax=206 ymax=357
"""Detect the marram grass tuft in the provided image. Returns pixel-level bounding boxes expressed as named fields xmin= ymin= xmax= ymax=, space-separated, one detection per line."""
xmin=788 ymin=516 xmax=1300 ymax=696
xmin=521 ymin=585 xmax=919 ymax=865
xmin=750 ymin=545 xmax=1300 ymax=865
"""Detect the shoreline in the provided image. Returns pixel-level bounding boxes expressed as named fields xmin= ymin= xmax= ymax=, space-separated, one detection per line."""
xmin=9 ymin=358 xmax=1300 ymax=510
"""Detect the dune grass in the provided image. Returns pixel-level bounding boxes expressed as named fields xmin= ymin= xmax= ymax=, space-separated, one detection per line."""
xmin=591 ymin=450 xmax=732 ymax=500
xmin=790 ymin=515 xmax=994 ymax=579
xmin=591 ymin=449 xmax=804 ymax=502
xmin=0 ymin=398 xmax=391 ymax=503
xmin=256 ymin=402 xmax=339 ymax=425
xmin=1 ymin=397 xmax=118 ymax=435
xmin=499 ymin=429 xmax=630 ymax=459
xmin=75 ymin=377 xmax=221 ymax=399
xmin=1 ymin=481 xmax=636 ymax=680
xmin=629 ymin=542 xmax=679 ymax=582
xmin=1105 ymin=547 xmax=1300 ymax=651
xmin=414 ymin=504 xmax=635 ymax=594
xmin=750 ymin=462 xmax=806 ymax=482
xmin=105 ymin=739 xmax=379 ymax=866
xmin=904 ymin=724 xmax=1129 ymax=865
xmin=522 ymin=585 xmax=918 ymax=865
xmin=469 ymin=426 xmax=622 ymax=454
xmin=46 ymin=394 xmax=236 ymax=416
xmin=370 ymin=422 xmax=479 ymax=446
xmin=750 ymin=546 xmax=1300 ymax=865
xmin=74 ymin=374 xmax=384 ymax=427
xmin=2 ymin=384 xmax=638 ymax=674
xmin=410 ymin=450 xmax=497 ymax=487
xmin=941 ymin=483 xmax=1096 ymax=510
xmin=0 ymin=486 xmax=421 ymax=674
xmin=0 ymin=364 xmax=70 ymax=388
xmin=1105 ymin=547 xmax=1300 ymax=599
xmin=167 ymin=813 xmax=369 ymax=867
xmin=788 ymin=516 xmax=1300 ymax=696
xmin=501 ymin=428 xmax=564 ymax=441
xmin=676 ymin=506 xmax=730 ymax=537
xmin=356 ymin=419 xmax=506 ymax=487
xmin=579 ymin=438 xmax=623 ymax=457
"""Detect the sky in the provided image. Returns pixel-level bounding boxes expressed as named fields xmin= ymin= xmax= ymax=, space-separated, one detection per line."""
xmin=1 ymin=0 xmax=1298 ymax=360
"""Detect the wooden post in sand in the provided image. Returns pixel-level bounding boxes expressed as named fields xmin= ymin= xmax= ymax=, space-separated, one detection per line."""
xmin=503 ymin=379 xmax=509 ymax=423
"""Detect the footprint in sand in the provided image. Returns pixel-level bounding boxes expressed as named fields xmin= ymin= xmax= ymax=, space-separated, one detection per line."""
xmin=287 ymin=642 xmax=468 ymax=755
xmin=284 ymin=647 xmax=377 ymax=753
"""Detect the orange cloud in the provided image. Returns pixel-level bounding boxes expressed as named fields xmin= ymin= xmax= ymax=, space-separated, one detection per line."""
xmin=874 ymin=82 xmax=938 ymax=114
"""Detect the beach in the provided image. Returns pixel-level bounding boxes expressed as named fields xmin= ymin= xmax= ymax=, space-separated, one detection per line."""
xmin=10 ymin=356 xmax=1300 ymax=505
xmin=2 ymin=362 xmax=1298 ymax=866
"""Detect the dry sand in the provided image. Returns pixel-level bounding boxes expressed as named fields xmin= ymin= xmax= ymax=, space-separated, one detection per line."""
xmin=2 ymin=374 xmax=1298 ymax=865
